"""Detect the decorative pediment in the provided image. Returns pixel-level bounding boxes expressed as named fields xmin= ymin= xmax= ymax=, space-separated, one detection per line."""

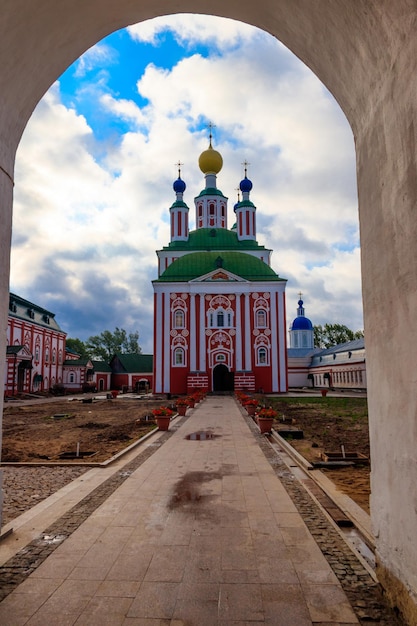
xmin=190 ymin=268 xmax=248 ymax=283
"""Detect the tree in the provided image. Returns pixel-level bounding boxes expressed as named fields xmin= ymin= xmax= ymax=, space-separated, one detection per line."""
xmin=314 ymin=323 xmax=364 ymax=349
xmin=65 ymin=337 xmax=91 ymax=359
xmin=86 ymin=327 xmax=142 ymax=361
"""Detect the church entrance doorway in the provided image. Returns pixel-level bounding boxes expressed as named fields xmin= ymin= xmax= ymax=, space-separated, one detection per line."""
xmin=213 ymin=364 xmax=234 ymax=392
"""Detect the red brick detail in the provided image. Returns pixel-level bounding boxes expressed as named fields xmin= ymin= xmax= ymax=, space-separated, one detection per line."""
xmin=234 ymin=372 xmax=256 ymax=392
xmin=187 ymin=374 xmax=208 ymax=393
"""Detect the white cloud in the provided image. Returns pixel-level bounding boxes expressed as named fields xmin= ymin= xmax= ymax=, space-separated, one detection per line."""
xmin=11 ymin=16 xmax=362 ymax=353
xmin=128 ymin=14 xmax=259 ymax=49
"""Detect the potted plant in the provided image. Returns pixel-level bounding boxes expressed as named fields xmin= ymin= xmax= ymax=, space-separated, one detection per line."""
xmin=176 ymin=397 xmax=189 ymax=416
xmin=244 ymin=398 xmax=259 ymax=416
xmin=256 ymin=407 xmax=277 ymax=434
xmin=152 ymin=406 xmax=174 ymax=430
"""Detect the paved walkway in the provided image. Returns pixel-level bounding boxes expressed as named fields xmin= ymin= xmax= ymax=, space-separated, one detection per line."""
xmin=0 ymin=396 xmax=380 ymax=624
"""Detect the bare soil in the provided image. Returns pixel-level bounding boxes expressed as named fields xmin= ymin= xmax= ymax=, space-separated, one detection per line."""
xmin=1 ymin=396 xmax=169 ymax=463
xmin=269 ymin=395 xmax=370 ymax=513
xmin=1 ymin=394 xmax=370 ymax=514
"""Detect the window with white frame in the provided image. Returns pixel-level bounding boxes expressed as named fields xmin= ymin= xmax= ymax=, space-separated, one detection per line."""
xmin=173 ymin=309 xmax=185 ymax=328
xmin=173 ymin=347 xmax=185 ymax=366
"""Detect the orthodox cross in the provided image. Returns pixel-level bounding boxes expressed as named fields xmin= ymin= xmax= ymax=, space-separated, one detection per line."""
xmin=241 ymin=159 xmax=250 ymax=177
xmin=175 ymin=160 xmax=184 ymax=178
xmin=207 ymin=121 xmax=216 ymax=146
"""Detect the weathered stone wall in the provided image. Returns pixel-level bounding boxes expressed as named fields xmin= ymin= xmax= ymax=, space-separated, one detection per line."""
xmin=0 ymin=1 xmax=416 ymax=621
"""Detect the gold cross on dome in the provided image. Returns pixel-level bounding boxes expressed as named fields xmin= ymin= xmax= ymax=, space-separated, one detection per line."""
xmin=298 ymin=291 xmax=303 ymax=299
xmin=175 ymin=160 xmax=184 ymax=178
xmin=207 ymin=121 xmax=216 ymax=146
xmin=241 ymin=160 xmax=250 ymax=177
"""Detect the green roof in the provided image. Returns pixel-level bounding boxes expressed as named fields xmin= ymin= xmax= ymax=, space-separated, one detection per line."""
xmin=195 ymin=188 xmax=227 ymax=198
xmin=164 ymin=228 xmax=267 ymax=252
xmin=110 ymin=353 xmax=153 ymax=373
xmin=92 ymin=360 xmax=112 ymax=373
xmin=155 ymin=251 xmax=285 ymax=282
xmin=9 ymin=292 xmax=64 ymax=332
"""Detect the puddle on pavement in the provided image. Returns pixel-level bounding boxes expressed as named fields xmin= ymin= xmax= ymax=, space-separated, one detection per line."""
xmin=185 ymin=431 xmax=219 ymax=441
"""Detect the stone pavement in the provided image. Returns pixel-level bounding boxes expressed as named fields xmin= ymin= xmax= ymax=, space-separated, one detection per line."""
xmin=0 ymin=396 xmax=403 ymax=625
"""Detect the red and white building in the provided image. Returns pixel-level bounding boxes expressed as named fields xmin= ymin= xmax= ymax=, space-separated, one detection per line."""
xmin=5 ymin=293 xmax=66 ymax=396
xmin=153 ymin=140 xmax=288 ymax=395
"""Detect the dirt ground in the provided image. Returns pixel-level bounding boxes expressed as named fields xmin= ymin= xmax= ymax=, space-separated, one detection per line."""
xmin=1 ymin=395 xmax=168 ymax=463
xmin=269 ymin=396 xmax=370 ymax=513
xmin=1 ymin=393 xmax=370 ymax=513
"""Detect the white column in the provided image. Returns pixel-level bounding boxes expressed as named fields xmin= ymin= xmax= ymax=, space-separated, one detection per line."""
xmin=277 ymin=290 xmax=287 ymax=392
xmin=154 ymin=292 xmax=163 ymax=393
xmin=199 ymin=293 xmax=206 ymax=372
xmin=270 ymin=290 xmax=279 ymax=392
xmin=235 ymin=293 xmax=242 ymax=370
xmin=244 ymin=293 xmax=251 ymax=370
xmin=163 ymin=293 xmax=171 ymax=392
xmin=190 ymin=294 xmax=196 ymax=371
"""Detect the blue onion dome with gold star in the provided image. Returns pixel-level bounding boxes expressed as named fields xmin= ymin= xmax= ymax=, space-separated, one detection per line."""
xmin=198 ymin=139 xmax=223 ymax=175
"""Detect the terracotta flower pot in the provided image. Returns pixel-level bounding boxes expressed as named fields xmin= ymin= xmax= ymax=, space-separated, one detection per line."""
xmin=321 ymin=389 xmax=328 ymax=397
xmin=177 ymin=405 xmax=187 ymax=416
xmin=110 ymin=390 xmax=119 ymax=399
xmin=155 ymin=416 xmax=171 ymax=431
xmin=245 ymin=404 xmax=256 ymax=416
xmin=188 ymin=398 xmax=195 ymax=408
xmin=257 ymin=416 xmax=274 ymax=434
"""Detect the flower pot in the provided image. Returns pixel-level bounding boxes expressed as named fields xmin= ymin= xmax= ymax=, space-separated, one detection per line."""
xmin=155 ymin=416 xmax=171 ymax=431
xmin=177 ymin=405 xmax=187 ymax=416
xmin=110 ymin=390 xmax=119 ymax=399
xmin=245 ymin=404 xmax=256 ymax=416
xmin=321 ymin=389 xmax=328 ymax=397
xmin=188 ymin=398 xmax=195 ymax=408
xmin=257 ymin=416 xmax=274 ymax=434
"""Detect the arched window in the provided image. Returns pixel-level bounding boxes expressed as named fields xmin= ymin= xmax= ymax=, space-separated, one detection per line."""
xmin=258 ymin=347 xmax=267 ymax=364
xmin=45 ymin=347 xmax=49 ymax=363
xmin=174 ymin=309 xmax=185 ymax=328
xmin=69 ymin=372 xmax=75 ymax=383
xmin=52 ymin=349 xmax=56 ymax=364
xmin=256 ymin=309 xmax=267 ymax=328
xmin=217 ymin=311 xmax=224 ymax=327
xmin=173 ymin=347 xmax=185 ymax=366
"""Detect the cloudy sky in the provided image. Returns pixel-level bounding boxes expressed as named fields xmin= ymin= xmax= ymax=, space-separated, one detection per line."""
xmin=10 ymin=15 xmax=362 ymax=354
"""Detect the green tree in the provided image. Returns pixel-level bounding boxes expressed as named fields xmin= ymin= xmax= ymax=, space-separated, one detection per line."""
xmin=65 ymin=337 xmax=91 ymax=359
xmin=314 ymin=323 xmax=364 ymax=349
xmin=86 ymin=327 xmax=142 ymax=361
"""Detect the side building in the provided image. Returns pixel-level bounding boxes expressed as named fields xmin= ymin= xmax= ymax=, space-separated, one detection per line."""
xmin=6 ymin=293 xmax=66 ymax=396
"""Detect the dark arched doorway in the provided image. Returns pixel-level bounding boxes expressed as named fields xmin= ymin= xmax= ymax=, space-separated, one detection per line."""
xmin=213 ymin=364 xmax=234 ymax=392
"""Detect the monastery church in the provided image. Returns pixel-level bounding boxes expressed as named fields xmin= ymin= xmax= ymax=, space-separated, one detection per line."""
xmin=152 ymin=137 xmax=288 ymax=395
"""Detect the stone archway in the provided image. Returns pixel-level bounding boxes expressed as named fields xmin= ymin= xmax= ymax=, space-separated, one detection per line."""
xmin=213 ymin=363 xmax=234 ymax=393
xmin=0 ymin=3 xmax=416 ymax=621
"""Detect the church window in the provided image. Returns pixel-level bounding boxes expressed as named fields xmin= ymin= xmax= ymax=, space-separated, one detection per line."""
xmin=52 ymin=349 xmax=56 ymax=364
xmin=69 ymin=372 xmax=75 ymax=383
xmin=209 ymin=203 xmax=215 ymax=215
xmin=256 ymin=309 xmax=267 ymax=328
xmin=257 ymin=346 xmax=268 ymax=366
xmin=45 ymin=347 xmax=49 ymax=363
xmin=173 ymin=309 xmax=185 ymax=328
xmin=302 ymin=333 xmax=307 ymax=347
xmin=217 ymin=311 xmax=224 ymax=327
xmin=35 ymin=344 xmax=40 ymax=362
xmin=173 ymin=347 xmax=185 ymax=366
xmin=58 ymin=350 xmax=63 ymax=364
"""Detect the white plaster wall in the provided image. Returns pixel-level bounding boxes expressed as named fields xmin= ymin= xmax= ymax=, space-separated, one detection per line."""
xmin=0 ymin=0 xmax=416 ymax=618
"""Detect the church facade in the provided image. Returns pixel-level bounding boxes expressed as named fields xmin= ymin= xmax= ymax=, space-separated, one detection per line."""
xmin=153 ymin=140 xmax=288 ymax=395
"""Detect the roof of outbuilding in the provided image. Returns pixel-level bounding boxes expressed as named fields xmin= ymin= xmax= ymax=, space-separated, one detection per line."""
xmin=110 ymin=353 xmax=153 ymax=373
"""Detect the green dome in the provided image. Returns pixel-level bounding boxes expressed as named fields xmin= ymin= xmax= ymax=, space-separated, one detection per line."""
xmin=155 ymin=251 xmax=284 ymax=282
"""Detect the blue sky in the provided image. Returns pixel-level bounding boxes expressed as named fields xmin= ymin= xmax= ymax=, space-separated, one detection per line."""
xmin=10 ymin=15 xmax=362 ymax=354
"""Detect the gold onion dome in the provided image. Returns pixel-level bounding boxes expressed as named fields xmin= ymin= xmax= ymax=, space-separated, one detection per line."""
xmin=198 ymin=143 xmax=223 ymax=174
